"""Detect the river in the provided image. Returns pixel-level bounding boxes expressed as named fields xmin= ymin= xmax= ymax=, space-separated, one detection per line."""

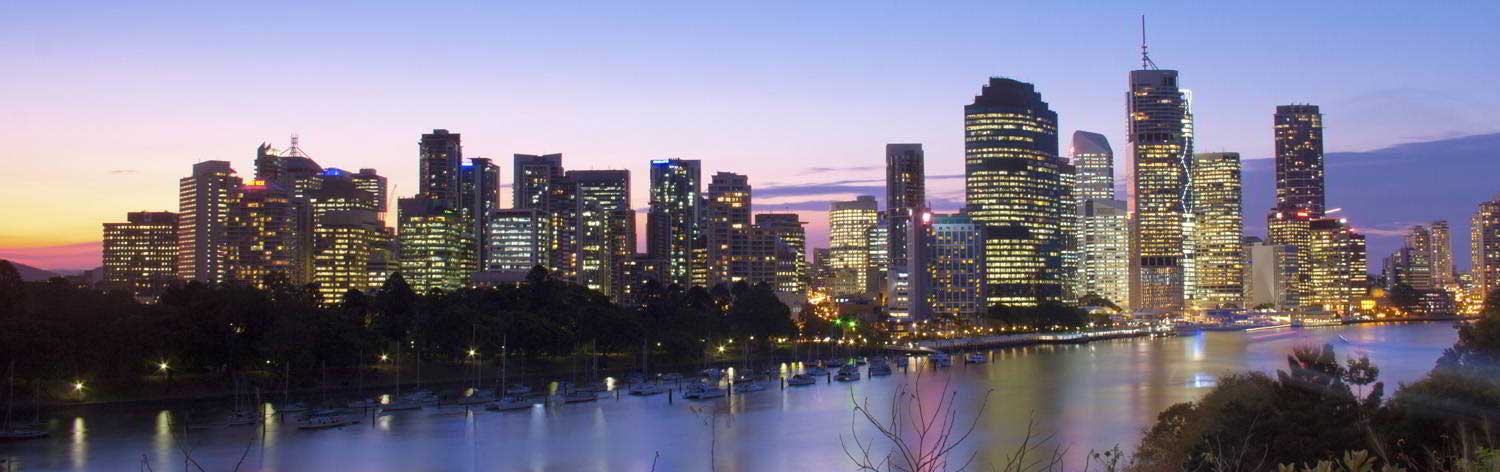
xmin=0 ymin=322 xmax=1459 ymax=471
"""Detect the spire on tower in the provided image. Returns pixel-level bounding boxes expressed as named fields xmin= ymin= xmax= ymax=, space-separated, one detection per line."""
xmin=1140 ymin=15 xmax=1158 ymax=70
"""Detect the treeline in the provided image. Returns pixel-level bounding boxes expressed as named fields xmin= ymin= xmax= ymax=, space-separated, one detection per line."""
xmin=0 ymin=262 xmax=798 ymax=393
xmin=1130 ymin=289 xmax=1500 ymax=471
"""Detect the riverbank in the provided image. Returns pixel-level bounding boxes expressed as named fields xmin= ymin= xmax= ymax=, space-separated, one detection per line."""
xmin=906 ymin=325 xmax=1173 ymax=353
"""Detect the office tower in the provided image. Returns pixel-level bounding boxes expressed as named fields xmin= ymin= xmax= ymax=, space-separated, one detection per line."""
xmin=1128 ymin=64 xmax=1193 ymax=313
xmin=569 ymin=170 xmax=633 ymax=297
xmin=178 ymin=161 xmax=243 ymax=284
xmin=1471 ymin=199 xmax=1500 ymax=300
xmin=233 ymin=179 xmax=298 ymax=288
xmin=1273 ymin=105 xmax=1325 ymax=216
xmin=308 ymin=175 xmax=383 ymax=304
xmin=1077 ymin=199 xmax=1130 ymax=309
xmin=485 ymin=209 xmax=542 ymax=272
xmin=460 ymin=158 xmax=502 ymax=271
xmin=925 ymin=212 xmax=985 ymax=317
xmin=618 ymin=255 xmax=668 ymax=306
xmin=828 ymin=196 xmax=879 ymax=297
xmin=1058 ymin=159 xmax=1079 ymax=302
xmin=756 ymin=213 xmax=808 ymax=296
xmin=812 ymin=248 xmax=834 ymax=292
xmin=706 ymin=172 xmax=753 ymax=285
xmin=1072 ymin=131 xmax=1116 ymax=202
xmin=1305 ymin=217 xmax=1366 ymax=314
xmin=102 ymin=211 xmax=179 ymax=299
xmin=867 ymin=212 xmax=889 ymax=295
xmin=1245 ymin=238 xmax=1298 ymax=310
xmin=964 ymin=77 xmax=1066 ymax=307
xmin=255 ymin=139 xmax=324 ymax=285
xmin=646 ymin=159 xmax=703 ymax=287
xmin=1402 ymin=225 xmax=1436 ymax=290
xmin=418 ymin=129 xmax=463 ymax=206
xmin=885 ymin=144 xmax=925 ymax=318
xmin=398 ymin=197 xmax=475 ymax=293
xmin=351 ymin=168 xmax=389 ymax=216
xmin=1429 ymin=220 xmax=1455 ymax=288
xmin=1191 ymin=152 xmax=1245 ymax=308
xmin=512 ymin=154 xmax=565 ymax=270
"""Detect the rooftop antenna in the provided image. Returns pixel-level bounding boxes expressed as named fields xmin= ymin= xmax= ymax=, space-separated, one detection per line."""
xmin=287 ymin=133 xmax=307 ymax=158
xmin=1140 ymin=15 xmax=1158 ymax=70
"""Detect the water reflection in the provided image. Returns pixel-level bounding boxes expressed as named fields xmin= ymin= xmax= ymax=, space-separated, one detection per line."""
xmin=0 ymin=323 xmax=1460 ymax=471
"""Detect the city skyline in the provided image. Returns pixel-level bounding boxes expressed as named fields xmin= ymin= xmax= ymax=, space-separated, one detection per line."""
xmin=4 ymin=2 xmax=1500 ymax=271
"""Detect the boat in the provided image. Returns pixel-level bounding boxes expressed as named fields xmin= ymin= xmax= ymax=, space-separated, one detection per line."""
xmin=682 ymin=382 xmax=727 ymax=400
xmin=701 ymin=368 xmax=725 ymax=382
xmin=379 ymin=399 xmax=424 ymax=412
xmin=455 ymin=389 xmax=496 ymax=406
xmin=629 ymin=382 xmax=665 ymax=396
xmin=297 ymin=412 xmax=359 ymax=430
xmin=805 ymin=365 xmax=829 ymax=376
xmin=276 ymin=402 xmax=308 ymax=414
xmin=835 ymin=364 xmax=861 ymax=382
xmin=561 ymin=389 xmax=598 ymax=403
xmin=485 ymin=397 xmax=533 ymax=412
xmin=855 ymin=358 xmax=868 ymax=366
xmin=787 ymin=374 xmax=817 ymax=386
xmin=0 ymin=429 xmax=48 ymax=440
xmin=931 ymin=352 xmax=952 ymax=367
xmin=347 ymin=398 xmax=380 ymax=409
xmin=893 ymin=356 xmax=909 ymax=368
xmin=660 ymin=372 xmax=683 ymax=382
xmin=868 ymin=360 xmax=892 ymax=377
xmin=732 ymin=381 xmax=766 ymax=394
xmin=965 ymin=353 xmax=987 ymax=364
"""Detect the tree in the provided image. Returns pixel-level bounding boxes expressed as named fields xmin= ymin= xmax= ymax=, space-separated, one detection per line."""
xmin=0 ymin=260 xmax=25 ymax=318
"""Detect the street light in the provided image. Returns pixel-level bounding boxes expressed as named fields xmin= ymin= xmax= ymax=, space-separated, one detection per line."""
xmin=467 ymin=349 xmax=478 ymax=358
xmin=379 ymin=354 xmax=389 ymax=362
xmin=73 ymin=381 xmax=85 ymax=392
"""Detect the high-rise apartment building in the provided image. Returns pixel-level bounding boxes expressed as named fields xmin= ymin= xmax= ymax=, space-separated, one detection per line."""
xmin=1471 ymin=199 xmax=1500 ymax=300
xmin=828 ymin=196 xmax=879 ymax=297
xmin=1305 ymin=217 xmax=1367 ymax=314
xmin=102 ymin=211 xmax=179 ymax=299
xmin=1128 ymin=66 xmax=1193 ymax=314
xmin=867 ymin=213 xmax=889 ymax=295
xmin=398 ymin=197 xmax=475 ymax=293
xmin=885 ymin=144 xmax=925 ymax=318
xmin=646 ymin=159 xmax=703 ymax=287
xmin=706 ymin=172 xmax=753 ymax=285
xmin=178 ymin=161 xmax=243 ymax=284
xmin=419 ymin=129 xmax=463 ymax=206
xmin=1273 ymin=105 xmax=1325 ymax=216
xmin=965 ymin=77 xmax=1067 ymax=307
xmin=1191 ymin=152 xmax=1245 ymax=308
xmin=1429 ymin=220 xmax=1455 ymax=288
xmin=1402 ymin=225 xmax=1436 ymax=290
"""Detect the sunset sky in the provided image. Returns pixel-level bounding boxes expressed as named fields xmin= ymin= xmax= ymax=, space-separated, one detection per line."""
xmin=2 ymin=1 xmax=1498 ymax=270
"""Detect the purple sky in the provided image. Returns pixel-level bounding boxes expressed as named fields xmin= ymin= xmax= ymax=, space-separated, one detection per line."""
xmin=2 ymin=1 xmax=1497 ymax=270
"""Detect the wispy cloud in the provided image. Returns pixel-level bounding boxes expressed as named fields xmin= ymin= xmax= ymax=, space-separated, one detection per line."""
xmin=804 ymin=165 xmax=880 ymax=173
xmin=109 ymin=169 xmax=138 ymax=175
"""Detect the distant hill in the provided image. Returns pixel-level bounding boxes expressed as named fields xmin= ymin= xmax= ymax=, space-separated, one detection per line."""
xmin=1241 ymin=132 xmax=1500 ymax=272
xmin=2 ymin=259 xmax=62 ymax=281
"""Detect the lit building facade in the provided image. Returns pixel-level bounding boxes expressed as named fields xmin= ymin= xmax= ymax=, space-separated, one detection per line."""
xmin=418 ymin=129 xmax=463 ymax=207
xmin=459 ymin=158 xmax=502 ymax=267
xmin=755 ymin=213 xmax=808 ymax=296
xmin=706 ymin=172 xmax=753 ymax=285
xmin=1305 ymin=217 xmax=1367 ymax=314
xmin=1273 ymin=105 xmax=1325 ymax=216
xmin=103 ymin=211 xmax=179 ymax=299
xmin=646 ymin=159 xmax=703 ymax=287
xmin=1190 ymin=152 xmax=1245 ymax=308
xmin=964 ymin=77 xmax=1067 ymax=307
xmin=398 ymin=197 xmax=475 ymax=293
xmin=178 ymin=160 xmax=243 ymax=284
xmin=1472 ymin=198 xmax=1500 ymax=300
xmin=1245 ymin=238 xmax=1299 ymax=310
xmin=1128 ymin=68 xmax=1193 ymax=314
xmin=925 ymin=212 xmax=984 ymax=317
xmin=1071 ymin=131 xmax=1115 ymax=202
xmin=1077 ymin=199 xmax=1129 ymax=309
xmin=569 ymin=170 xmax=633 ymax=298
xmin=1401 ymin=225 xmax=1436 ymax=290
xmin=828 ymin=196 xmax=879 ymax=297
xmin=309 ymin=175 xmax=383 ymax=304
xmin=233 ymin=180 xmax=298 ymax=288
xmin=1429 ymin=220 xmax=1455 ymax=288
xmin=885 ymin=144 xmax=925 ymax=318
xmin=485 ymin=209 xmax=542 ymax=273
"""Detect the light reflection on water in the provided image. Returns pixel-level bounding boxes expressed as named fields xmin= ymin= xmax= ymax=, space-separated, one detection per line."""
xmin=0 ymin=323 xmax=1459 ymax=471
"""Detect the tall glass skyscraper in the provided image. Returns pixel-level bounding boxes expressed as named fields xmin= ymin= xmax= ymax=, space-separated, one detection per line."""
xmin=418 ymin=129 xmax=463 ymax=207
xmin=1273 ymin=105 xmax=1325 ymax=216
xmin=885 ymin=144 xmax=925 ymax=318
xmin=964 ymin=77 xmax=1066 ymax=307
xmin=178 ymin=160 xmax=242 ymax=284
xmin=1071 ymin=131 xmax=1115 ymax=202
xmin=828 ymin=196 xmax=879 ymax=297
xmin=646 ymin=159 xmax=703 ymax=287
xmin=1190 ymin=152 xmax=1245 ymax=308
xmin=1128 ymin=67 xmax=1192 ymax=314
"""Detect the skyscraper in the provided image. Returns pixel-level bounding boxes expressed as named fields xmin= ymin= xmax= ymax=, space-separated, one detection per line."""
xmin=646 ymin=159 xmax=703 ymax=287
xmin=1245 ymin=238 xmax=1298 ymax=310
xmin=178 ymin=161 xmax=242 ymax=284
xmin=569 ymin=169 xmax=633 ymax=298
xmin=1128 ymin=66 xmax=1192 ymax=313
xmin=512 ymin=153 xmax=567 ymax=274
xmin=398 ymin=196 xmax=475 ymax=293
xmin=1429 ymin=220 xmax=1455 ymax=288
xmin=460 ymin=158 xmax=502 ymax=271
xmin=1077 ymin=199 xmax=1130 ymax=309
xmin=485 ymin=209 xmax=542 ymax=272
xmin=1273 ymin=105 xmax=1325 ymax=216
xmin=1401 ymin=225 xmax=1436 ymax=290
xmin=1471 ymin=198 xmax=1500 ymax=300
xmin=513 ymin=153 xmax=564 ymax=211
xmin=1305 ymin=217 xmax=1367 ymax=314
xmin=706 ymin=172 xmax=752 ymax=285
xmin=350 ymin=168 xmax=389 ymax=216
xmin=103 ymin=211 xmax=178 ymax=299
xmin=233 ymin=179 xmax=297 ymax=288
xmin=1190 ymin=152 xmax=1245 ymax=308
xmin=309 ymin=174 xmax=383 ymax=304
xmin=418 ymin=129 xmax=463 ymax=206
xmin=828 ymin=196 xmax=879 ymax=297
xmin=964 ymin=77 xmax=1066 ymax=307
xmin=755 ymin=213 xmax=808 ymax=296
xmin=925 ymin=212 xmax=985 ymax=317
xmin=885 ymin=144 xmax=925 ymax=318
xmin=1071 ymin=131 xmax=1115 ymax=202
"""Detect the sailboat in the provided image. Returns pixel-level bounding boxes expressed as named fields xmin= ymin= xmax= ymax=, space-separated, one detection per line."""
xmin=382 ymin=343 xmax=424 ymax=412
xmin=488 ymin=337 xmax=533 ymax=411
xmin=629 ymin=340 xmax=664 ymax=396
xmin=275 ymin=362 xmax=307 ymax=414
xmin=1 ymin=361 xmax=47 ymax=440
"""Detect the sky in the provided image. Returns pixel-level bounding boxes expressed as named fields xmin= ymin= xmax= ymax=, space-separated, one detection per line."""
xmin=1 ymin=1 xmax=1498 ymax=271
